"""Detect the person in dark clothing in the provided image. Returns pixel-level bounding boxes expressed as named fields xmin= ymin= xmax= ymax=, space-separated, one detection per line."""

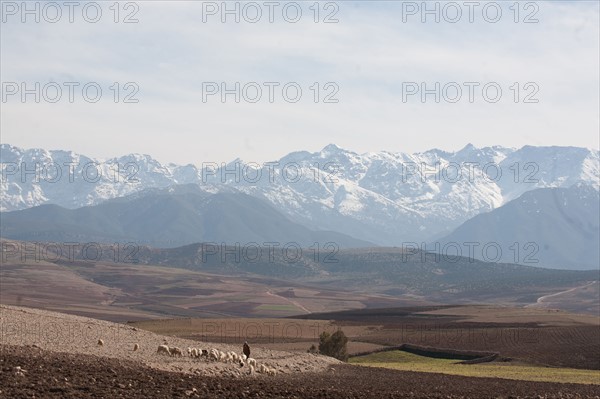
xmin=243 ymin=341 xmax=250 ymax=359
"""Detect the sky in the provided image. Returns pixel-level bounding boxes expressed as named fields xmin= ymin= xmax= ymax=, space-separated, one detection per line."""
xmin=1 ymin=0 xmax=599 ymax=165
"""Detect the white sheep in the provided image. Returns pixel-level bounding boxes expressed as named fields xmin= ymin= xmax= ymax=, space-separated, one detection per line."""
xmin=169 ymin=346 xmax=183 ymax=357
xmin=246 ymin=357 xmax=257 ymax=368
xmin=157 ymin=344 xmax=170 ymax=355
xmin=258 ymin=364 xmax=276 ymax=376
xmin=187 ymin=347 xmax=198 ymax=358
xmin=209 ymin=348 xmax=219 ymax=361
xmin=97 ymin=339 xmax=104 ymax=346
xmin=215 ymin=349 xmax=225 ymax=362
xmin=248 ymin=365 xmax=255 ymax=375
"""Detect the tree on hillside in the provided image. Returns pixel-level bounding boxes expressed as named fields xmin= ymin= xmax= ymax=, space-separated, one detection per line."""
xmin=318 ymin=329 xmax=348 ymax=361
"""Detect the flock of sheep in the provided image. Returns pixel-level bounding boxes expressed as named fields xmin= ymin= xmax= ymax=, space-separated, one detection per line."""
xmin=157 ymin=344 xmax=277 ymax=376
xmin=97 ymin=338 xmax=276 ymax=376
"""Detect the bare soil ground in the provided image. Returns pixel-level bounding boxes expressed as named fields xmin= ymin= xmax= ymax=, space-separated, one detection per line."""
xmin=133 ymin=305 xmax=600 ymax=370
xmin=419 ymin=305 xmax=600 ymax=326
xmin=290 ymin=305 xmax=600 ymax=370
xmin=0 ymin=257 xmax=423 ymax=321
xmin=4 ymin=242 xmax=596 ymax=323
xmin=350 ymin=320 xmax=600 ymax=370
xmin=0 ymin=305 xmax=338 ymax=377
xmin=2 ymin=305 xmax=600 ymax=398
xmin=2 ymin=345 xmax=600 ymax=399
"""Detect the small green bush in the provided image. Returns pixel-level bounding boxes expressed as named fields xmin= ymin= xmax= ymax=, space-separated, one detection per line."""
xmin=318 ymin=329 xmax=348 ymax=361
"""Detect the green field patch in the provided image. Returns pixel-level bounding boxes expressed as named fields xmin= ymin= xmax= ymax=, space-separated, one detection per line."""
xmin=349 ymin=350 xmax=600 ymax=385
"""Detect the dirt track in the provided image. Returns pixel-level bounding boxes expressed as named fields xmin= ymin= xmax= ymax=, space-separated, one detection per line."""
xmin=2 ymin=345 xmax=600 ymax=399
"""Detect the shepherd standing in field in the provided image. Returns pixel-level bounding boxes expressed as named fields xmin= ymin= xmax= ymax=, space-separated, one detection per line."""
xmin=243 ymin=341 xmax=250 ymax=359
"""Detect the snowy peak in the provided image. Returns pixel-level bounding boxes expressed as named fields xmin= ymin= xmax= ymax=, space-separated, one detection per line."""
xmin=1 ymin=143 xmax=598 ymax=245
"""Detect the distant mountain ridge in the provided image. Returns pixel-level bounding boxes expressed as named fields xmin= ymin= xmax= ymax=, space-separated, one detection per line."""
xmin=1 ymin=143 xmax=598 ymax=244
xmin=437 ymin=184 xmax=600 ymax=270
xmin=0 ymin=185 xmax=371 ymax=248
xmin=14 ymin=238 xmax=596 ymax=305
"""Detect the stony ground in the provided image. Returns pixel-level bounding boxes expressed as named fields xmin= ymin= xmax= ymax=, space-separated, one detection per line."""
xmin=0 ymin=305 xmax=337 ymax=377
xmin=1 ymin=305 xmax=600 ymax=398
xmin=2 ymin=345 xmax=600 ymax=399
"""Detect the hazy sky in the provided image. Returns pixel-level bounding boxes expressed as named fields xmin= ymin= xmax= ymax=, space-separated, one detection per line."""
xmin=1 ymin=1 xmax=599 ymax=164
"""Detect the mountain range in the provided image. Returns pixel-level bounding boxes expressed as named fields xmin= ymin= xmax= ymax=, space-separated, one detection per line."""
xmin=0 ymin=185 xmax=370 ymax=248
xmin=437 ymin=184 xmax=599 ymax=269
xmin=1 ymin=143 xmax=598 ymax=269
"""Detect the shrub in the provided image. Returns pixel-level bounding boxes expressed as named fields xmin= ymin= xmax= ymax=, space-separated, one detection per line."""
xmin=318 ymin=329 xmax=348 ymax=361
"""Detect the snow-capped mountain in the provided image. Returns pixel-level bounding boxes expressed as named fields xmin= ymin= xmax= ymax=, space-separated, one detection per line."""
xmin=1 ymin=143 xmax=598 ymax=244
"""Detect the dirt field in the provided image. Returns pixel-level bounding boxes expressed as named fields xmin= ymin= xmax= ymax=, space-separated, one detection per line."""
xmin=2 ymin=305 xmax=600 ymax=398
xmin=2 ymin=345 xmax=600 ymax=399
xmin=0 ymin=305 xmax=338 ymax=377
xmin=0 ymin=257 xmax=424 ymax=321
xmin=133 ymin=305 xmax=600 ymax=370
xmin=349 ymin=319 xmax=600 ymax=370
xmin=2 ymin=241 xmax=596 ymax=323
